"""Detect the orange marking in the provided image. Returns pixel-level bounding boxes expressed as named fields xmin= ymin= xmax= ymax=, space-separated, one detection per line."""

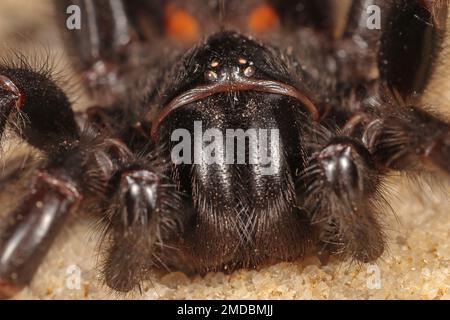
xmin=248 ymin=4 xmax=279 ymax=33
xmin=0 ymin=279 xmax=22 ymax=299
xmin=165 ymin=4 xmax=199 ymax=43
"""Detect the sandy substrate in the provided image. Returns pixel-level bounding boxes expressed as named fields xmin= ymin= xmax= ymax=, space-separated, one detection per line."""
xmin=0 ymin=0 xmax=449 ymax=300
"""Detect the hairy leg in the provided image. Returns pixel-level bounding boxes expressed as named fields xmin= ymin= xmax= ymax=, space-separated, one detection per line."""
xmin=297 ymin=131 xmax=385 ymax=262
xmin=0 ymin=64 xmax=102 ymax=298
xmin=365 ymin=101 xmax=450 ymax=176
xmin=100 ymin=161 xmax=190 ymax=292
xmin=0 ymin=65 xmax=78 ymax=149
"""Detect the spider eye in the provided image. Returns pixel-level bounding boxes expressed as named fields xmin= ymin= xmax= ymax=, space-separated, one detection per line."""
xmin=248 ymin=3 xmax=279 ymax=33
xmin=164 ymin=4 xmax=199 ymax=43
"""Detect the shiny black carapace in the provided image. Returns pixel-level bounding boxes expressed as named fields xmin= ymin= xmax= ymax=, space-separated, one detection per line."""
xmin=0 ymin=0 xmax=449 ymax=297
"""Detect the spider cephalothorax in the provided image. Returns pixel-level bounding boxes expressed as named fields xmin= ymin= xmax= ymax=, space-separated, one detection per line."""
xmin=0 ymin=0 xmax=449 ymax=297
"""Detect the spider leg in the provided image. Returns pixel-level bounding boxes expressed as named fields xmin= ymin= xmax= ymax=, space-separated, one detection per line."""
xmin=297 ymin=135 xmax=385 ymax=263
xmin=0 ymin=170 xmax=81 ymax=299
xmin=301 ymin=0 xmax=446 ymax=93
xmin=331 ymin=0 xmax=391 ymax=84
xmin=54 ymin=0 xmax=161 ymax=106
xmin=101 ymin=166 xmax=189 ymax=292
xmin=0 ymin=135 xmax=131 ymax=299
xmin=54 ymin=1 xmax=162 ymax=149
xmin=274 ymin=0 xmax=368 ymax=39
xmin=0 ymin=66 xmax=79 ymax=151
xmin=365 ymin=105 xmax=450 ymax=176
xmin=0 ymin=66 xmax=83 ymax=298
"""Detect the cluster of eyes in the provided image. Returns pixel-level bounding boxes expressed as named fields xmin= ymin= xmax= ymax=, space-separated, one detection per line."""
xmin=204 ymin=58 xmax=256 ymax=82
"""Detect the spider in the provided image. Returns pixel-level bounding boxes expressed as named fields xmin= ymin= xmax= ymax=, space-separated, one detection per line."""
xmin=0 ymin=0 xmax=449 ymax=298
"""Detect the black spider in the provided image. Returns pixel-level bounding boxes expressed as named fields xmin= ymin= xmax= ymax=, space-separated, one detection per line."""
xmin=0 ymin=0 xmax=449 ymax=298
